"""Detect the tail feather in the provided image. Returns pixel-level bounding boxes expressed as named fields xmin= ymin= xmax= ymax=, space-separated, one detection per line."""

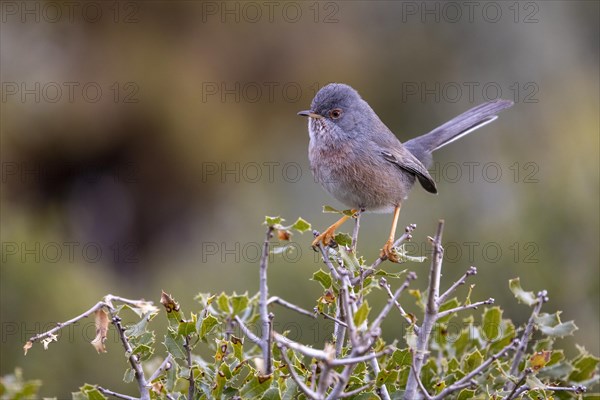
xmin=404 ymin=99 xmax=513 ymax=168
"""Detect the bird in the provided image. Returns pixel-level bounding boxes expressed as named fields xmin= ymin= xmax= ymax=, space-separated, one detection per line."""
xmin=298 ymin=83 xmax=513 ymax=262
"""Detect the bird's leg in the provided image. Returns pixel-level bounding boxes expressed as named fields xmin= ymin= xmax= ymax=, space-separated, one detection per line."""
xmin=380 ymin=205 xmax=401 ymax=262
xmin=312 ymin=209 xmax=358 ymax=249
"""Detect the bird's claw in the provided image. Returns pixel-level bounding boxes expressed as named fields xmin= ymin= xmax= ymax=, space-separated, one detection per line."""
xmin=380 ymin=240 xmax=400 ymax=262
xmin=312 ymin=227 xmax=337 ymax=250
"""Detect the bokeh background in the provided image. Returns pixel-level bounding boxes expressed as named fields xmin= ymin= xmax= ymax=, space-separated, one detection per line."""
xmin=1 ymin=1 xmax=598 ymax=397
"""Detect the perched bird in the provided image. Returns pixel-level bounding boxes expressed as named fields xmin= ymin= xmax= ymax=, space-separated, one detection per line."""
xmin=298 ymin=83 xmax=513 ymax=261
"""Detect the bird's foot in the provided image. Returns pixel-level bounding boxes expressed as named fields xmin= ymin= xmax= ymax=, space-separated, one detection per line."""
xmin=380 ymin=239 xmax=400 ymax=262
xmin=312 ymin=225 xmax=338 ymax=250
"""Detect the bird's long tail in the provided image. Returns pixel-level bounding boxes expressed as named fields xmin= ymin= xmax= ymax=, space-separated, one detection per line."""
xmin=404 ymin=99 xmax=514 ymax=168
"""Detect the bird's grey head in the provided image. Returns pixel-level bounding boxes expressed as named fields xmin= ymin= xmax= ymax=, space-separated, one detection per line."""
xmin=298 ymin=83 xmax=376 ymax=141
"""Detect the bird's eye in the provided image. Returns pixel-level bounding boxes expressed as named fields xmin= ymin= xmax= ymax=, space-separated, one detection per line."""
xmin=329 ymin=108 xmax=343 ymax=119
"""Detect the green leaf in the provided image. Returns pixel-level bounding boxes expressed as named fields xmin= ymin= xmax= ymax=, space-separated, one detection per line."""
xmin=569 ymin=352 xmax=600 ymax=382
xmin=262 ymin=387 xmax=281 ymax=400
xmin=322 ymin=206 xmax=355 ymax=216
xmin=178 ymin=313 xmax=197 ymax=336
xmin=354 ymin=301 xmax=371 ymax=327
xmin=292 ymin=217 xmax=311 ymax=233
xmin=437 ymin=297 xmax=460 ymax=323
xmin=265 ymin=216 xmax=283 ymax=226
xmin=312 ymin=269 xmax=332 ymax=289
xmin=339 ymin=247 xmax=361 ymax=271
xmin=391 ymin=349 xmax=412 ymax=368
xmin=239 ymin=374 xmax=273 ymax=398
xmin=282 ymin=378 xmax=298 ymax=400
xmin=165 ymin=361 xmax=177 ymax=391
xmin=396 ymin=243 xmax=427 ymax=263
xmin=164 ymin=334 xmax=186 ymax=359
xmin=79 ymin=385 xmax=107 ymax=400
xmin=217 ymin=292 xmax=230 ymax=314
xmin=376 ymin=368 xmax=399 ymax=386
xmin=334 ymin=232 xmax=352 ymax=247
xmin=482 ymin=307 xmax=502 ymax=342
xmin=200 ymin=314 xmax=220 ymax=340
xmin=509 ymin=278 xmax=537 ymax=306
xmin=457 ymin=389 xmax=476 ymax=400
xmin=123 ymin=368 xmax=135 ymax=383
xmin=535 ymin=312 xmax=578 ymax=338
xmin=231 ymin=293 xmax=249 ymax=315
xmin=463 ymin=349 xmax=483 ymax=373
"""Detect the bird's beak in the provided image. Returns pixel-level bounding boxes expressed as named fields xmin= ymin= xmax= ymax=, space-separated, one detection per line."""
xmin=297 ymin=110 xmax=322 ymax=119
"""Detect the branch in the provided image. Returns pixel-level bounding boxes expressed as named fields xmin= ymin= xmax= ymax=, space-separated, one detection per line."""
xmin=334 ymin=296 xmax=347 ymax=358
xmin=339 ymin=381 xmax=375 ymax=398
xmin=340 ymin=272 xmax=359 ymax=348
xmin=404 ymin=220 xmax=444 ymax=400
xmin=234 ymin=315 xmax=261 ymax=345
xmin=184 ymin=335 xmax=195 ymax=400
xmin=273 ymin=332 xmax=331 ymax=360
xmin=370 ymin=356 xmax=391 ymax=400
xmin=26 ymin=301 xmax=106 ymax=347
xmin=431 ymin=339 xmax=518 ymax=400
xmin=380 ymin=276 xmax=419 ymax=330
xmin=351 ymin=209 xmax=363 ymax=251
xmin=506 ymin=367 xmax=532 ymax=400
xmin=277 ymin=343 xmax=319 ymax=400
xmin=269 ymin=296 xmax=315 ymax=318
xmin=318 ymin=311 xmax=347 ymax=327
xmin=95 ymin=386 xmax=138 ymax=400
xmin=259 ymin=226 xmax=275 ymax=375
xmin=148 ymin=353 xmax=173 ymax=383
xmin=355 ymin=224 xmax=416 ymax=284
xmin=317 ymin=243 xmax=341 ymax=281
xmin=435 ymin=298 xmax=495 ymax=320
xmin=108 ymin=308 xmax=150 ymax=400
xmin=507 ymin=291 xmax=548 ymax=381
xmin=369 ymin=273 xmax=417 ymax=338
xmin=330 ymin=349 xmax=390 ymax=366
xmin=437 ymin=266 xmax=478 ymax=306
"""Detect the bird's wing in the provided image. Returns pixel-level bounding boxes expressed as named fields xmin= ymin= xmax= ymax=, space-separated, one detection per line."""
xmin=381 ymin=149 xmax=438 ymax=194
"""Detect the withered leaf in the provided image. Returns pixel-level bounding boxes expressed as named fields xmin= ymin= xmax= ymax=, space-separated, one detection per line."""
xmin=91 ymin=309 xmax=109 ymax=353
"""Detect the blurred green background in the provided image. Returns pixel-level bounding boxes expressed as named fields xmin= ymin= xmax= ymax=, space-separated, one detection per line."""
xmin=1 ymin=1 xmax=598 ymax=397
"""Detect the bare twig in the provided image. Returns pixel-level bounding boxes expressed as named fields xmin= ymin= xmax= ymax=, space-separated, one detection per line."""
xmin=404 ymin=220 xmax=444 ymax=400
xmin=355 ymin=224 xmax=416 ymax=285
xmin=409 ymin=361 xmax=433 ymax=400
xmin=506 ymin=367 xmax=532 ymax=400
xmin=318 ymin=310 xmax=347 ymax=327
xmin=107 ymin=308 xmax=150 ymax=400
xmin=370 ymin=273 xmax=417 ymax=338
xmin=380 ymin=276 xmax=419 ymax=329
xmin=330 ymin=349 xmax=390 ymax=366
xmin=435 ymin=298 xmax=495 ymax=320
xmin=370 ymin=356 xmax=391 ymax=400
xmin=95 ymin=386 xmax=138 ymax=400
xmin=26 ymin=301 xmax=106 ymax=346
xmin=273 ymin=332 xmax=330 ymax=360
xmin=431 ymin=339 xmax=518 ymax=400
xmin=437 ymin=266 xmax=478 ymax=306
xmin=278 ymin=343 xmax=319 ymax=399
xmin=234 ymin=315 xmax=261 ymax=345
xmin=339 ymin=381 xmax=375 ymax=398
xmin=334 ymin=296 xmax=347 ymax=357
xmin=259 ymin=226 xmax=275 ymax=375
xmin=184 ymin=335 xmax=195 ymax=400
xmin=351 ymin=209 xmax=363 ymax=251
xmin=340 ymin=272 xmax=359 ymax=348
xmin=269 ymin=296 xmax=315 ymax=318
xmin=317 ymin=243 xmax=341 ymax=281
xmin=148 ymin=354 xmax=173 ymax=383
xmin=507 ymin=291 xmax=548 ymax=383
